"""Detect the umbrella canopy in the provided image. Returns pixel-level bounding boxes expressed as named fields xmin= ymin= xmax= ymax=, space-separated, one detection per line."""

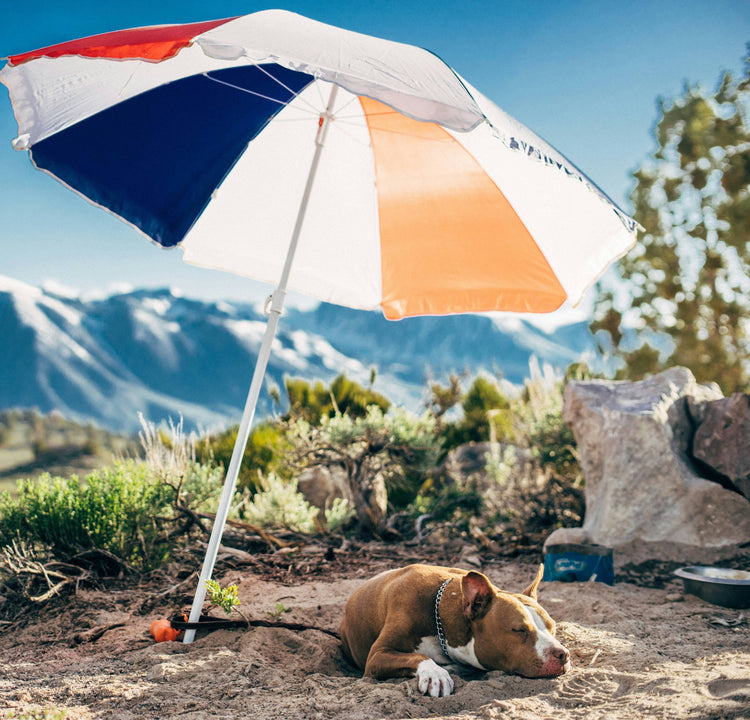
xmin=1 ymin=9 xmax=636 ymax=320
xmin=1 ymin=9 xmax=638 ymax=643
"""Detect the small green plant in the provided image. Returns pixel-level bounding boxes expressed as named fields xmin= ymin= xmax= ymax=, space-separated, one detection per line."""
xmin=204 ymin=578 xmax=250 ymax=626
xmin=267 ymin=602 xmax=291 ymax=621
xmin=205 ymin=578 xmax=240 ymax=615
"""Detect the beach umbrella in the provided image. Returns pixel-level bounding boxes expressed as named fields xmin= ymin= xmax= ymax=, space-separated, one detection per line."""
xmin=1 ymin=9 xmax=638 ymax=642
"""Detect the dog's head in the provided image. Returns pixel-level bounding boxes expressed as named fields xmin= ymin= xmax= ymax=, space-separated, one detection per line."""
xmin=460 ymin=565 xmax=571 ymax=678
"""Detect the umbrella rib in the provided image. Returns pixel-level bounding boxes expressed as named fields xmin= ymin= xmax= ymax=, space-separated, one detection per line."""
xmin=252 ymin=61 xmax=321 ymax=113
xmin=201 ymin=70 xmax=320 ymax=115
xmin=329 ymin=90 xmax=359 ymax=116
xmin=322 ymin=119 xmax=371 ymax=147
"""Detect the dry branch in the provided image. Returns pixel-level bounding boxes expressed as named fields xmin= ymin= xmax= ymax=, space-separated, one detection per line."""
xmin=1 ymin=541 xmax=90 ymax=602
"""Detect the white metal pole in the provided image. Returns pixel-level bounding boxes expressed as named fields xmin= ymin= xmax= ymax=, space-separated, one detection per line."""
xmin=183 ymin=83 xmax=339 ymax=643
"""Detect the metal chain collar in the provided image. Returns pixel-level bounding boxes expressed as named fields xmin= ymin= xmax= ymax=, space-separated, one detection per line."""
xmin=434 ymin=577 xmax=453 ymax=660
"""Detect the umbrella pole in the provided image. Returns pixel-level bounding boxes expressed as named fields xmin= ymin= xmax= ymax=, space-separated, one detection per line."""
xmin=182 ymin=84 xmax=339 ymax=644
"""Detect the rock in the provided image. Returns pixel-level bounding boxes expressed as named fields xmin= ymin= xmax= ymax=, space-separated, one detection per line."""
xmin=563 ymin=367 xmax=750 ymax=548
xmin=691 ymin=393 xmax=750 ymax=500
xmin=147 ymin=663 xmax=170 ymax=681
xmin=351 ymin=465 xmax=389 ymax=536
xmin=439 ymin=441 xmax=532 ymax=479
xmin=296 ymin=464 xmax=353 ymax=513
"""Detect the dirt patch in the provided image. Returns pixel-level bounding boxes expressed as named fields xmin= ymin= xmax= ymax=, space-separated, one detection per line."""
xmin=1 ymin=541 xmax=749 ymax=720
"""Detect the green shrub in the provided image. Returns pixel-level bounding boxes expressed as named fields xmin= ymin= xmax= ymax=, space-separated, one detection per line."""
xmin=176 ymin=461 xmax=227 ymax=515
xmin=434 ymin=375 xmax=513 ymax=452
xmin=324 ymin=497 xmax=355 ymax=531
xmin=410 ymin=476 xmax=483 ymax=524
xmin=0 ymin=461 xmax=173 ymax=569
xmin=319 ymin=406 xmax=439 ymax=463
xmin=316 ymin=405 xmax=442 ymax=509
xmin=241 ymin=471 xmax=354 ymax=534
xmin=242 ymin=473 xmax=319 ymax=533
xmin=511 ymin=366 xmax=581 ymax=484
xmin=286 ymin=373 xmax=391 ymax=425
xmin=197 ymin=421 xmax=291 ymax=491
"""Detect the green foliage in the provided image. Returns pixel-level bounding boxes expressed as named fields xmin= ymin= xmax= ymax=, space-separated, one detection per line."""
xmin=426 ymin=373 xmax=463 ymax=420
xmin=285 ymin=377 xmax=328 ymax=424
xmin=0 ymin=461 xmax=173 ymax=569
xmin=432 ymin=375 xmax=513 ymax=451
xmin=0 ymin=366 xmax=586 ymax=562
xmin=415 ymin=367 xmax=582 ymax=538
xmin=592 ymin=50 xmax=750 ymax=393
xmin=320 ymin=405 xmax=442 ymax=509
xmin=197 ymin=421 xmax=291 ymax=491
xmin=267 ymin=602 xmax=291 ymax=620
xmin=137 ymin=412 xmax=228 ymax=516
xmin=428 ymin=369 xmax=575 ymax=480
xmin=511 ymin=365 xmax=581 ymax=484
xmin=283 ymin=404 xmax=444 ymax=527
xmin=3 ymin=709 xmax=67 ymax=720
xmin=485 ymin=445 xmax=517 ymax=486
xmin=238 ymin=470 xmax=353 ymax=533
xmin=286 ymin=373 xmax=390 ymax=424
xmin=410 ymin=475 xmax=483 ymax=524
xmin=242 ymin=473 xmax=320 ymax=533
xmin=197 ymin=374 xmax=390 ymax=491
xmin=319 ymin=406 xmax=437 ymax=460
xmin=176 ymin=461 xmax=226 ymax=515
xmin=324 ymin=496 xmax=355 ymax=531
xmin=205 ymin=578 xmax=240 ymax=615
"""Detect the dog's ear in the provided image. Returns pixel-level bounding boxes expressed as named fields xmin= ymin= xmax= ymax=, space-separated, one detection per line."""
xmin=521 ymin=564 xmax=544 ymax=600
xmin=461 ymin=571 xmax=494 ymax=621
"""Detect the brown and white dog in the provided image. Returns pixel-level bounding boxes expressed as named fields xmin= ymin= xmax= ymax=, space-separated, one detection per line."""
xmin=340 ymin=563 xmax=570 ymax=697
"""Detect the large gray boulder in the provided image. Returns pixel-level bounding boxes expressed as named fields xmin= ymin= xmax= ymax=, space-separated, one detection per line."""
xmin=562 ymin=367 xmax=750 ymax=548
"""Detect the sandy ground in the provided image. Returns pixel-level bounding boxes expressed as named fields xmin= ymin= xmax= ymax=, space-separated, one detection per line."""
xmin=1 ymin=541 xmax=749 ymax=720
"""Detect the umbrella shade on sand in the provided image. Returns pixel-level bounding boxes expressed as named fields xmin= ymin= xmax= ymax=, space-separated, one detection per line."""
xmin=1 ymin=9 xmax=638 ymax=642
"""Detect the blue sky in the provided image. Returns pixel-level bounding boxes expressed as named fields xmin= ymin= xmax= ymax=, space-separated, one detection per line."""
xmin=0 ymin=0 xmax=748 ymax=312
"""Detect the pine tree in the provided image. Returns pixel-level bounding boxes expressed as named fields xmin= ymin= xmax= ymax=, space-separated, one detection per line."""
xmin=592 ymin=49 xmax=750 ymax=393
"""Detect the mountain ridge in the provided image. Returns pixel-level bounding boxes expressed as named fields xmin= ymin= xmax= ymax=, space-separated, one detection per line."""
xmin=0 ymin=275 xmax=596 ymax=432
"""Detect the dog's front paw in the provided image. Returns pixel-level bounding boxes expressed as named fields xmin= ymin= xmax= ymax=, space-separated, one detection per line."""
xmin=416 ymin=659 xmax=454 ymax=697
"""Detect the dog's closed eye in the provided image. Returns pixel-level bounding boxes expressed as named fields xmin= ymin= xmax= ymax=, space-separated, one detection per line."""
xmin=512 ymin=627 xmax=531 ymax=641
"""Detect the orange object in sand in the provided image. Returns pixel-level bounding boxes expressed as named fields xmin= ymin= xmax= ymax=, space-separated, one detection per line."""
xmin=150 ymin=619 xmax=179 ymax=642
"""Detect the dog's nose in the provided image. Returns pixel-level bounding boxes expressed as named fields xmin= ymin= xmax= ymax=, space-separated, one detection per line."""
xmin=539 ymin=644 xmax=571 ymax=677
xmin=554 ymin=647 xmax=570 ymax=665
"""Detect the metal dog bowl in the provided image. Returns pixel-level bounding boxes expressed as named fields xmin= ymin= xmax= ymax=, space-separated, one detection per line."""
xmin=674 ymin=566 xmax=750 ymax=608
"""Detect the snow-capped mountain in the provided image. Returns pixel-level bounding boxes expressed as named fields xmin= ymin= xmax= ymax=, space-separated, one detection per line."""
xmin=0 ymin=275 xmax=596 ymax=432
